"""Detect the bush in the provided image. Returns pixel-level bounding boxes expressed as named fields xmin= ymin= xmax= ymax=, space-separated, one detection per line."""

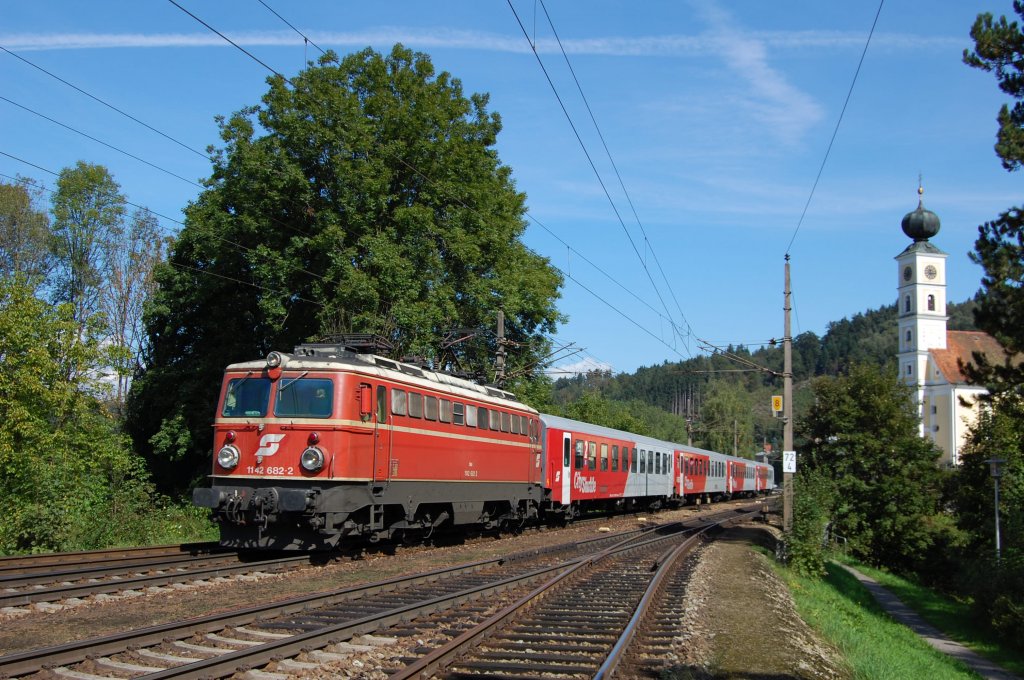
xmin=786 ymin=467 xmax=836 ymax=576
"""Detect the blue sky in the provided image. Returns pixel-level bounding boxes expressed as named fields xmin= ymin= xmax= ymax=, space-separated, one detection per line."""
xmin=2 ymin=1 xmax=1020 ymax=376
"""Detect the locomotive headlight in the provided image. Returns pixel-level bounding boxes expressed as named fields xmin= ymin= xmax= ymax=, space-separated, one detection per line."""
xmin=217 ymin=445 xmax=240 ymax=470
xmin=266 ymin=351 xmax=283 ymax=368
xmin=300 ymin=446 xmax=325 ymax=472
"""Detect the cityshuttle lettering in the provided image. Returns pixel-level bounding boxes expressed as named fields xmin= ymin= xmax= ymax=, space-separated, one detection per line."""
xmin=573 ymin=472 xmax=597 ymax=493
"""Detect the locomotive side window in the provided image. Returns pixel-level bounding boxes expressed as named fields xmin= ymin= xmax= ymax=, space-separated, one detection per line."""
xmin=439 ymin=399 xmax=452 ymax=423
xmin=222 ymin=377 xmax=271 ymax=417
xmin=575 ymin=439 xmax=584 ymax=469
xmin=490 ymin=410 xmax=501 ymax=430
xmin=501 ymin=411 xmax=511 ymax=432
xmin=510 ymin=414 xmax=520 ymax=435
xmin=392 ymin=389 xmax=407 ymax=416
xmin=477 ymin=407 xmax=487 ymax=429
xmin=409 ymin=392 xmax=423 ymax=418
xmin=274 ymin=377 xmax=333 ymax=418
xmin=453 ymin=402 xmax=465 ymax=425
xmin=376 ymin=386 xmax=387 ymax=423
xmin=611 ymin=445 xmax=619 ymax=471
xmin=588 ymin=441 xmax=597 ymax=470
xmin=600 ymin=443 xmax=608 ymax=471
xmin=424 ymin=395 xmax=438 ymax=421
xmin=521 ymin=415 xmax=529 ymax=436
xmin=466 ymin=404 xmax=478 ymax=427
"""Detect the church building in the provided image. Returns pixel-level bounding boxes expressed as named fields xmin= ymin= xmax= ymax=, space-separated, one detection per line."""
xmin=895 ymin=187 xmax=1003 ymax=467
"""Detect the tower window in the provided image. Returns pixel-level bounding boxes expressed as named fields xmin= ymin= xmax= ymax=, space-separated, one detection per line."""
xmin=905 ymin=330 xmax=912 ymax=345
xmin=906 ymin=364 xmax=913 ymax=376
xmin=905 ymin=295 xmax=912 ymax=313
xmin=927 ymin=294 xmax=935 ymax=311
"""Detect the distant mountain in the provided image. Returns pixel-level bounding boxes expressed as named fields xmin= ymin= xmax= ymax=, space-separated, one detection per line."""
xmin=550 ymin=297 xmax=979 ymax=456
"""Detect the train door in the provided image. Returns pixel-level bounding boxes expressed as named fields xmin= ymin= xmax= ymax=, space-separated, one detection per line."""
xmin=372 ymin=385 xmax=392 ymax=488
xmin=561 ymin=432 xmax=571 ymax=504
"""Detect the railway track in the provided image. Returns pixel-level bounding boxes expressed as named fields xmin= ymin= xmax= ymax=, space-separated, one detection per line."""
xmin=0 ymin=544 xmax=324 ymax=609
xmin=0 ymin=504 xmax=760 ymax=679
xmin=0 ymin=507 xmax=708 ymax=611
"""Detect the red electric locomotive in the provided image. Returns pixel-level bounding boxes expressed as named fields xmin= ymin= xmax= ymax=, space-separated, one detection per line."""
xmin=193 ymin=343 xmax=775 ymax=550
xmin=193 ymin=343 xmax=544 ymax=550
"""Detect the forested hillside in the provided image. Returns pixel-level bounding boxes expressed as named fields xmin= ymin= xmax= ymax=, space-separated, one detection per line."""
xmin=550 ymin=297 xmax=979 ymax=457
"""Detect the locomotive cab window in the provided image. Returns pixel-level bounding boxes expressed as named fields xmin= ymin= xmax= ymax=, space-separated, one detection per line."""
xmin=409 ymin=392 xmax=423 ymax=418
xmin=274 ymin=377 xmax=333 ymax=418
xmin=376 ymin=386 xmax=387 ymax=423
xmin=391 ymin=389 xmax=407 ymax=416
xmin=222 ymin=376 xmax=271 ymax=417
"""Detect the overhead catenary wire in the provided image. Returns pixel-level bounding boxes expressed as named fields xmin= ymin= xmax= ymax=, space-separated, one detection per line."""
xmin=784 ymin=0 xmax=884 ymax=256
xmin=536 ymin=0 xmax=693 ymax=346
xmin=0 ymin=153 xmax=328 ymax=285
xmin=505 ymin=0 xmax=690 ymax=356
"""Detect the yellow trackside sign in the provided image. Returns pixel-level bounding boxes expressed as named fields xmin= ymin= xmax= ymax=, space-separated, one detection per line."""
xmin=771 ymin=395 xmax=783 ymax=414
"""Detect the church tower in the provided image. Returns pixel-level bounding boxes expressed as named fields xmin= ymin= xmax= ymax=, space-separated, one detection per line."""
xmin=895 ymin=186 xmax=947 ymax=433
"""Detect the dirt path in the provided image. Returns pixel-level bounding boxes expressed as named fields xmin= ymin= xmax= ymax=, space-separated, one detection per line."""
xmin=658 ymin=522 xmax=850 ymax=679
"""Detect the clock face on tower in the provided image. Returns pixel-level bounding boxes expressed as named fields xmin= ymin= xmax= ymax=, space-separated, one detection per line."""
xmin=925 ymin=265 xmax=937 ymax=280
xmin=903 ymin=266 xmax=912 ymax=282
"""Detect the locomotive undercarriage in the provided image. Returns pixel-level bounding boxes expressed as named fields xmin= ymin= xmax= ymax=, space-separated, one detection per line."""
xmin=194 ymin=479 xmax=546 ymax=551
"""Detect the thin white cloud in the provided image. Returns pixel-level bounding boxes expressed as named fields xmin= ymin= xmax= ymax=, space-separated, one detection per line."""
xmin=694 ymin=2 xmax=824 ymax=146
xmin=0 ymin=28 xmax=961 ymax=56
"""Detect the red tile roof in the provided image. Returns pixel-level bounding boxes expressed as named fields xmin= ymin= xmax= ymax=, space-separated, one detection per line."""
xmin=930 ymin=331 xmax=1007 ymax=385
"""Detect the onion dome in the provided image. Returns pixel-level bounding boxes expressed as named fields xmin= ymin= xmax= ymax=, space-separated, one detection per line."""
xmin=901 ymin=185 xmax=941 ymax=242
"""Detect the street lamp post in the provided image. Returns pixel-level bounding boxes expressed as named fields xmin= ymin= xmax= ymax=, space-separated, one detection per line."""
xmin=984 ymin=457 xmax=1005 ymax=561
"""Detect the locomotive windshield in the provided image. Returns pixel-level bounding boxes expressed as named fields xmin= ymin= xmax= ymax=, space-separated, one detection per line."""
xmin=221 ymin=377 xmax=271 ymax=417
xmin=275 ymin=377 xmax=334 ymax=418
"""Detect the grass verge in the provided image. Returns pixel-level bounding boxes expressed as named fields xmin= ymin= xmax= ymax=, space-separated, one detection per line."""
xmin=835 ymin=558 xmax=1024 ymax=677
xmin=772 ymin=559 xmax=983 ymax=679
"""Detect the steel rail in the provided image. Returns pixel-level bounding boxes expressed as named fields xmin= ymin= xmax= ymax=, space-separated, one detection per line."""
xmin=0 ymin=553 xmax=312 ymax=608
xmin=0 ymin=543 xmax=220 ymax=570
xmin=0 ymin=552 xmax=244 ymax=587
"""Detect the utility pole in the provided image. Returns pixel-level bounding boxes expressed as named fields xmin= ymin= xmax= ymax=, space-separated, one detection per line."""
xmin=783 ymin=255 xmax=794 ymax=533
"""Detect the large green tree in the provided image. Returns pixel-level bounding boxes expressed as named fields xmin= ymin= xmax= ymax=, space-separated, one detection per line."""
xmin=50 ymin=162 xmax=126 ymax=338
xmin=798 ymin=364 xmax=946 ymax=572
xmin=128 ymin=45 xmax=563 ymax=491
xmin=0 ymin=276 xmax=152 ymax=552
xmin=0 ymin=179 xmax=51 ymax=290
